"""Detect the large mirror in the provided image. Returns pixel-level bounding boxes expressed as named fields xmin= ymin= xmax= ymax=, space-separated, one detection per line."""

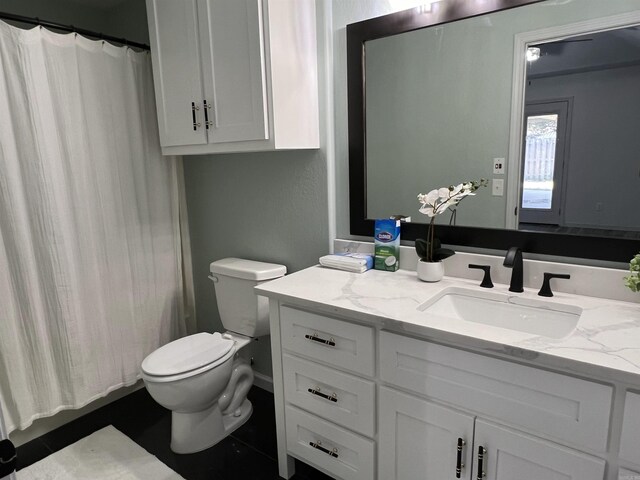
xmin=348 ymin=0 xmax=640 ymax=262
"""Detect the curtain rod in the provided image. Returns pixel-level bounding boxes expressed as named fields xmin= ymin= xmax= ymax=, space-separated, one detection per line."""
xmin=0 ymin=11 xmax=151 ymax=51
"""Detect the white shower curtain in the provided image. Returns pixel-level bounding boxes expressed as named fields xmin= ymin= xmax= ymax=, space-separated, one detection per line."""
xmin=0 ymin=22 xmax=186 ymax=432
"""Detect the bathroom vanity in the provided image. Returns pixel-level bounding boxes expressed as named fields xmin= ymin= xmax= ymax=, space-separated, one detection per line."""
xmin=256 ymin=266 xmax=640 ymax=480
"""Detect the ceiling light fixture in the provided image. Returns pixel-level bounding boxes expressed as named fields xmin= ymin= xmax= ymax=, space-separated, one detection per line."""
xmin=526 ymin=46 xmax=541 ymax=62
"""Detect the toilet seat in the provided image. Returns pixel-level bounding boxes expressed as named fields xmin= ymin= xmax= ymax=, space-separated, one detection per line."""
xmin=141 ymin=332 xmax=235 ymax=382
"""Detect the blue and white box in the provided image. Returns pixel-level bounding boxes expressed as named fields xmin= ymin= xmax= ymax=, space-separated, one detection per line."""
xmin=374 ymin=219 xmax=400 ymax=271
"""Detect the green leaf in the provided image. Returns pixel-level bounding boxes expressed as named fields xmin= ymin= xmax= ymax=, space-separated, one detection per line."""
xmin=433 ymin=248 xmax=456 ymax=261
xmin=415 ymin=238 xmax=429 ymax=260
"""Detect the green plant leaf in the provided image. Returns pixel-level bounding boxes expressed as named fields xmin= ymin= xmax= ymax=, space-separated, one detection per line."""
xmin=415 ymin=238 xmax=429 ymax=260
xmin=433 ymin=248 xmax=456 ymax=261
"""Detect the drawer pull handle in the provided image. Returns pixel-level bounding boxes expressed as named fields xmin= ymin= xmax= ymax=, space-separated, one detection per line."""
xmin=191 ymin=102 xmax=199 ymax=131
xmin=308 ymin=387 xmax=338 ymax=403
xmin=477 ymin=446 xmax=486 ymax=479
xmin=456 ymin=438 xmax=466 ymax=478
xmin=309 ymin=440 xmax=339 ymax=458
xmin=305 ymin=332 xmax=335 ymax=347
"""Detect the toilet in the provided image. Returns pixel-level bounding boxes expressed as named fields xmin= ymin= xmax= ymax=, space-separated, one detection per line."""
xmin=141 ymin=258 xmax=286 ymax=454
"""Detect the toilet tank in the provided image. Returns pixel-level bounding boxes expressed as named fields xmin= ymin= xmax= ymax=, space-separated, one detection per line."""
xmin=209 ymin=258 xmax=286 ymax=337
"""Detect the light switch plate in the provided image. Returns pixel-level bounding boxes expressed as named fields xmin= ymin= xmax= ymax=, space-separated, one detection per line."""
xmin=492 ymin=178 xmax=504 ymax=196
xmin=493 ymin=158 xmax=505 ymax=174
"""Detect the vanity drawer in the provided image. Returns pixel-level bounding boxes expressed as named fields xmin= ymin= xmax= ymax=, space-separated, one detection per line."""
xmin=280 ymin=306 xmax=375 ymax=376
xmin=379 ymin=331 xmax=612 ymax=452
xmin=620 ymin=392 xmax=640 ymax=467
xmin=283 ymin=354 xmax=375 ymax=437
xmin=285 ymin=405 xmax=375 ymax=480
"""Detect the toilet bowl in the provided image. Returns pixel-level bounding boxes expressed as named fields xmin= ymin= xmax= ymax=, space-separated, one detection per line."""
xmin=141 ymin=258 xmax=286 ymax=454
xmin=142 ymin=332 xmax=253 ymax=453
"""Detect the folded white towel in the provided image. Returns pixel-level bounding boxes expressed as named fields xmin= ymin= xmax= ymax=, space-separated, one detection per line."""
xmin=319 ymin=253 xmax=374 ymax=273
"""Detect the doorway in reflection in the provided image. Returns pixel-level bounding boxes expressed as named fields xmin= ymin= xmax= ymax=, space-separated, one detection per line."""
xmin=520 ymin=26 xmax=640 ymax=234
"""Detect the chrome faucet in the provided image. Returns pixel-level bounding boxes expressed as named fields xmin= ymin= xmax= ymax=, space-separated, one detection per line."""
xmin=503 ymin=247 xmax=524 ymax=293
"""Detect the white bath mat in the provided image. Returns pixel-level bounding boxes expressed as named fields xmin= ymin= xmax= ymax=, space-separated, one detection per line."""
xmin=17 ymin=425 xmax=184 ymax=480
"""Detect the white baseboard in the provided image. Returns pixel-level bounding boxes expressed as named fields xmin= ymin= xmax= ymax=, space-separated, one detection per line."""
xmin=253 ymin=372 xmax=273 ymax=393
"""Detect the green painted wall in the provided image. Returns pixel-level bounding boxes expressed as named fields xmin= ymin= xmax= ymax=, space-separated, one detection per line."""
xmin=183 ymin=150 xmax=329 ymax=377
xmin=1 ymin=0 xmax=148 ymax=45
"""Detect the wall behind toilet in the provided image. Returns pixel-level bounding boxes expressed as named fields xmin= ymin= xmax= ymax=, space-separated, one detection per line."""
xmin=183 ymin=151 xmax=329 ymax=378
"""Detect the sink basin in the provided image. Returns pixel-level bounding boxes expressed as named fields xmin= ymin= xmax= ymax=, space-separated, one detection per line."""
xmin=418 ymin=287 xmax=582 ymax=339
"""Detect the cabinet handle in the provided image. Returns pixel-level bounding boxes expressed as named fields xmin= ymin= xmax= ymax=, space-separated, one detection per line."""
xmin=308 ymin=386 xmax=338 ymax=403
xmin=477 ymin=446 xmax=486 ymax=479
xmin=305 ymin=332 xmax=335 ymax=347
xmin=456 ymin=438 xmax=466 ymax=478
xmin=309 ymin=440 xmax=339 ymax=458
xmin=191 ymin=102 xmax=200 ymax=131
xmin=203 ymin=100 xmax=213 ymax=129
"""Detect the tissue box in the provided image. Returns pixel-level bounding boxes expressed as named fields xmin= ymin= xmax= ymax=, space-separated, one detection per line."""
xmin=374 ymin=219 xmax=400 ymax=271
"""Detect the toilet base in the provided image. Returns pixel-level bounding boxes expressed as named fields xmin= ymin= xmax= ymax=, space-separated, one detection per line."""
xmin=170 ymin=398 xmax=253 ymax=454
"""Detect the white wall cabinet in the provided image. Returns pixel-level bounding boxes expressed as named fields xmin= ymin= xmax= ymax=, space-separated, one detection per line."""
xmin=146 ymin=0 xmax=318 ymax=155
xmin=268 ymin=303 xmax=621 ymax=480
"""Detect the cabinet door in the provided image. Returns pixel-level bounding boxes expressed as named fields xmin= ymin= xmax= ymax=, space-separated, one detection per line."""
xmin=473 ymin=420 xmax=605 ymax=480
xmin=197 ymin=0 xmax=268 ymax=143
xmin=620 ymin=392 xmax=640 ymax=469
xmin=146 ymin=0 xmax=207 ymax=147
xmin=379 ymin=386 xmax=475 ymax=480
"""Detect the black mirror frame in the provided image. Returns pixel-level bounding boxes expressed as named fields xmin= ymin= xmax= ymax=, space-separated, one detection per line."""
xmin=347 ymin=0 xmax=639 ymax=263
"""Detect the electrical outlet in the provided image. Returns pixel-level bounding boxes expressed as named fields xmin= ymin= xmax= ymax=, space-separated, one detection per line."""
xmin=493 ymin=158 xmax=505 ymax=174
xmin=492 ymin=178 xmax=504 ymax=196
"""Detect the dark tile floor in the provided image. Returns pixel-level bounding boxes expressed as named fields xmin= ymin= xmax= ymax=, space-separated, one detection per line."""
xmin=15 ymin=387 xmax=332 ymax=480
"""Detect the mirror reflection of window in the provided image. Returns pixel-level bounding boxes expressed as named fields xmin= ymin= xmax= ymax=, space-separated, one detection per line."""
xmin=522 ymin=114 xmax=558 ymax=212
xmin=519 ymin=101 xmax=569 ymax=227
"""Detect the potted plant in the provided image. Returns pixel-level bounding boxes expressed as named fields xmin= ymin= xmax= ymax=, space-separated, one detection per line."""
xmin=416 ymin=179 xmax=487 ymax=282
xmin=624 ymin=253 xmax=640 ymax=292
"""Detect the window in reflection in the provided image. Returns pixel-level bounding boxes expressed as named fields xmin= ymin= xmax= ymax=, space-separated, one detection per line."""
xmin=521 ymin=114 xmax=558 ymax=211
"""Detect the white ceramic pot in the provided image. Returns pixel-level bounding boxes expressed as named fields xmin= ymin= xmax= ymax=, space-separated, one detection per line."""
xmin=416 ymin=260 xmax=444 ymax=282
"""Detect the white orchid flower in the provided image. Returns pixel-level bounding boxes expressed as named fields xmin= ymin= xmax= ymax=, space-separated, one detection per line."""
xmin=425 ymin=189 xmax=439 ymax=204
xmin=437 ymin=187 xmax=450 ymax=199
xmin=418 ymin=204 xmax=437 ymax=217
xmin=450 ymin=183 xmax=464 ymax=196
xmin=418 ymin=179 xmax=486 ymax=218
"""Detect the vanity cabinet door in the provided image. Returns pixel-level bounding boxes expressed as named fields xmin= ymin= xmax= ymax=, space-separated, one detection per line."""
xmin=620 ymin=392 xmax=640 ymax=469
xmin=379 ymin=386 xmax=475 ymax=480
xmin=473 ymin=420 xmax=605 ymax=480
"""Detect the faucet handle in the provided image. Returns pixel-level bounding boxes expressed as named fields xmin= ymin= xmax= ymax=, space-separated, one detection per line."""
xmin=468 ymin=264 xmax=494 ymax=288
xmin=538 ymin=273 xmax=570 ymax=297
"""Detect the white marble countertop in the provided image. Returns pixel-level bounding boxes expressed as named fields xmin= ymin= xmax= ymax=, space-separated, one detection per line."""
xmin=256 ymin=266 xmax=640 ymax=385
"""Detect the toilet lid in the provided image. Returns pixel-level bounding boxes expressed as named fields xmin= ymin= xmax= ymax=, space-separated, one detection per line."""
xmin=141 ymin=332 xmax=234 ymax=377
